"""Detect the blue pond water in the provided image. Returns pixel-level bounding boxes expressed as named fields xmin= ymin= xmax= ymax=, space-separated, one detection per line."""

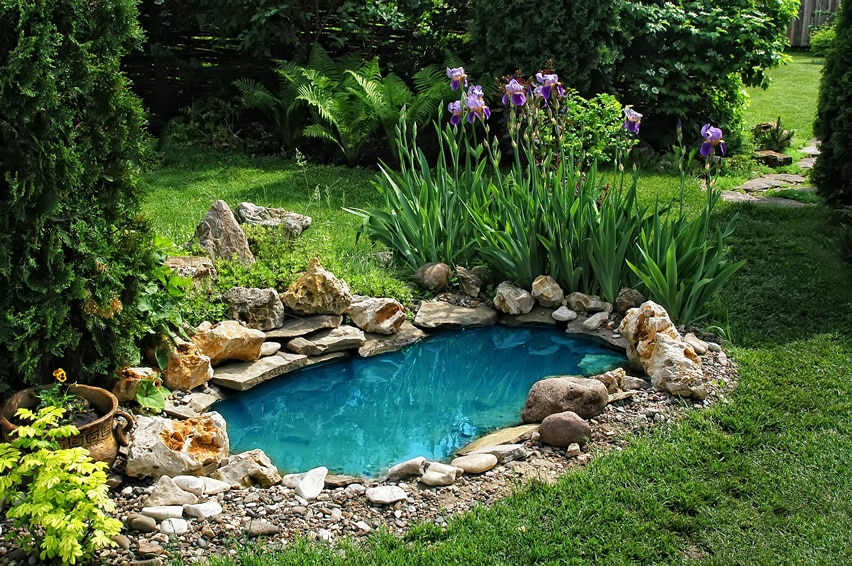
xmin=215 ymin=326 xmax=625 ymax=477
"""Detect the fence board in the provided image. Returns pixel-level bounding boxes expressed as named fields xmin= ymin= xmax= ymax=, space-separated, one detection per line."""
xmin=788 ymin=0 xmax=839 ymax=47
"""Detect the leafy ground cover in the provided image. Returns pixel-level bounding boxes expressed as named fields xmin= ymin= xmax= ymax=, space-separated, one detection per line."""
xmin=142 ymin=52 xmax=852 ymax=565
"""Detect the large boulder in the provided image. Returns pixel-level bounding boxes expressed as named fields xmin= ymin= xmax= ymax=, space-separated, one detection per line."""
xmin=234 ymin=202 xmax=312 ymax=238
xmin=646 ymin=334 xmax=707 ymax=399
xmin=192 ymin=320 xmax=266 ymax=366
xmin=531 ymin=275 xmax=564 ymax=308
xmin=347 ymin=296 xmax=406 ymax=335
xmin=538 ymin=411 xmax=591 ymax=447
xmin=195 ymin=200 xmax=255 ymax=265
xmin=414 ymin=262 xmax=451 ymax=291
xmin=222 ymin=287 xmax=286 ymax=331
xmin=125 ymin=413 xmax=229 ymax=479
xmin=158 ymin=337 xmax=213 ymax=391
xmin=521 ymin=376 xmax=609 ymax=421
xmin=618 ymin=300 xmax=683 ymax=371
xmin=281 ymin=257 xmax=352 ymax=315
xmin=493 ymin=281 xmax=535 ymax=315
xmin=414 ymin=302 xmax=499 ymax=328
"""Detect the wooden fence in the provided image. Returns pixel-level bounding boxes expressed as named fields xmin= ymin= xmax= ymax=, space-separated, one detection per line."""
xmin=788 ymin=0 xmax=840 ymax=46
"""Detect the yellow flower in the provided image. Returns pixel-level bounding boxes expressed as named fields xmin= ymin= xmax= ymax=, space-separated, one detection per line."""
xmin=53 ymin=368 xmax=67 ymax=383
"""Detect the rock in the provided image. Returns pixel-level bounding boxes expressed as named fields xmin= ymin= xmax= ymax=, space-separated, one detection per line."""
xmin=183 ymin=500 xmax=224 ymax=519
xmin=295 ymin=466 xmax=328 ymax=500
xmin=127 ymin=514 xmax=158 ymax=533
xmin=551 ymin=306 xmax=578 ymax=322
xmin=281 ymin=472 xmax=306 ymax=489
xmin=113 ymin=366 xmax=159 ymax=404
xmin=347 ymin=296 xmax=406 ymax=335
xmin=140 ymin=506 xmax=184 ymax=521
xmin=234 ymin=202 xmax=312 ymax=237
xmin=265 ymin=315 xmax=343 ymax=339
xmin=593 ymin=367 xmax=626 ymax=394
xmin=158 ymin=518 xmax=188 ymax=537
xmin=136 ymin=540 xmax=166 ymax=557
xmin=538 ymin=411 xmax=592 ymax=447
xmin=157 ymin=337 xmax=213 ymax=392
xmin=420 ymin=462 xmax=464 ymax=486
xmin=222 ymin=287 xmax=286 ymax=331
xmin=456 ymin=266 xmax=482 ymax=297
xmin=260 ymin=342 xmax=281 ymax=356
xmin=414 ymin=262 xmax=451 ymax=291
xmin=111 ymin=534 xmax=132 ymax=551
xmin=616 ymin=288 xmax=645 ymax=315
xmin=126 ymin=413 xmax=229 ymax=479
xmin=324 ymin=475 xmax=362 ymax=489
xmin=245 ymin=520 xmax=280 ymax=537
xmin=466 ymin=443 xmax=528 ymax=464
xmin=683 ymin=332 xmax=708 ymax=355
xmin=582 ymin=311 xmax=610 ymax=330
xmin=493 ymin=281 xmax=535 ymax=315
xmin=500 ymin=306 xmax=558 ymax=326
xmin=359 ymin=321 xmax=428 ymax=357
xmin=170 ymin=475 xmax=206 ymax=497
xmin=647 ymin=334 xmax=707 ymax=399
xmin=212 ymin=449 xmax=282 ymax=488
xmin=565 ymin=292 xmax=612 ymax=314
xmin=164 ymin=256 xmax=218 ymax=288
xmin=623 ymin=375 xmax=650 ymax=390
xmin=365 ymin=485 xmax=408 ymax=505
xmin=281 ymin=257 xmax=352 ymax=315
xmin=754 ymin=149 xmax=793 ymax=167
xmin=345 ymin=483 xmax=367 ymax=497
xmin=386 ymin=457 xmax=428 ymax=480
xmin=531 ymin=275 xmax=564 ymax=308
xmin=450 ymin=453 xmax=498 ymax=474
xmin=618 ymin=300 xmax=683 ymax=372
xmin=192 ymin=320 xmax=266 ymax=366
xmin=457 ymin=424 xmax=540 ymax=455
xmin=285 ymin=325 xmax=365 ymax=355
xmin=521 ymin=376 xmax=609 ymax=421
xmin=202 ymin=477 xmax=232 ymax=495
xmin=414 ymin=301 xmax=499 ymax=328
xmin=211 ymin=352 xmax=308 ymax=391
xmin=195 ymin=200 xmax=255 ymax=265
xmin=565 ymin=443 xmax=582 ymax=458
xmin=565 ymin=316 xmax=628 ymax=350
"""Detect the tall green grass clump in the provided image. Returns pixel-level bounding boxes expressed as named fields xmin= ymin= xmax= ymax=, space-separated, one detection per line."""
xmin=349 ymin=68 xmax=744 ymax=325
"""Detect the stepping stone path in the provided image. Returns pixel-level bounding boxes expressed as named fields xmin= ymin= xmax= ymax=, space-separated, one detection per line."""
xmin=721 ymin=142 xmax=820 ymax=207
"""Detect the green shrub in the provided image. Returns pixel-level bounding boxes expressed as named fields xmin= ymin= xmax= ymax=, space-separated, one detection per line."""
xmin=812 ymin=0 xmax=852 ymax=206
xmin=810 ymin=18 xmax=837 ymax=57
xmin=752 ymin=116 xmax=796 ymax=153
xmin=0 ymin=0 xmax=159 ymax=393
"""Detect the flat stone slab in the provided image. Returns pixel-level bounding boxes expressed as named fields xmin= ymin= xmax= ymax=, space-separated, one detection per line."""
xmin=359 ymin=321 xmax=428 ymax=357
xmin=798 ymin=157 xmax=817 ymax=169
xmin=565 ymin=315 xmax=627 ymax=350
xmin=210 ymin=352 xmax=308 ymax=391
xmin=721 ymin=191 xmax=809 ymax=207
xmin=304 ymin=351 xmax=348 ymax=367
xmin=721 ymin=190 xmax=760 ymax=203
xmin=457 ymin=424 xmax=539 ymax=455
xmin=764 ymin=173 xmax=807 ymax=184
xmin=414 ymin=301 xmax=499 ymax=328
xmin=500 ymin=306 xmax=559 ymax=326
xmin=800 ymin=144 xmax=821 ymax=156
xmin=265 ymin=315 xmax=343 ymax=339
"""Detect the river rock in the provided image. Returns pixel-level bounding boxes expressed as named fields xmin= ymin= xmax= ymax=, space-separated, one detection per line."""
xmin=646 ymin=333 xmax=707 ymax=399
xmin=223 ymin=287 xmax=286 ymax=331
xmin=234 ymin=202 xmax=312 ymax=237
xmin=386 ymin=456 xmax=428 ymax=480
xmin=282 ymin=257 xmax=352 ymax=315
xmin=295 ymin=466 xmax=328 ymax=500
xmin=531 ymin=275 xmax=564 ymax=307
xmin=160 ymin=518 xmax=189 ymax=536
xmin=157 ymin=337 xmax=213 ymax=392
xmin=616 ymin=287 xmax=645 ymax=314
xmin=521 ymin=376 xmax=609 ymax=421
xmin=565 ymin=292 xmax=612 ymax=313
xmin=365 ymin=485 xmax=408 ymax=505
xmin=183 ymin=500 xmax=224 ymax=519
xmin=538 ymin=411 xmax=592 ymax=447
xmin=212 ymin=449 xmax=282 ymax=488
xmin=618 ymin=300 xmax=683 ymax=372
xmin=139 ymin=506 xmax=183 ymax=521
xmin=164 ymin=256 xmax=218 ymax=288
xmin=466 ymin=443 xmax=528 ymax=464
xmin=494 ymin=281 xmax=535 ymax=315
xmin=260 ymin=342 xmax=281 ymax=356
xmin=143 ymin=476 xmax=199 ymax=507
xmin=551 ymin=306 xmax=578 ymax=322
xmin=126 ymin=413 xmax=229 ymax=479
xmin=127 ymin=514 xmax=158 ymax=533
xmin=246 ymin=520 xmax=280 ymax=537
xmin=171 ymin=475 xmax=206 ymax=496
xmin=582 ymin=311 xmax=610 ymax=330
xmin=456 ymin=265 xmax=482 ymax=297
xmin=593 ymin=367 xmax=626 ymax=394
xmin=347 ymin=296 xmax=406 ymax=335
xmin=414 ymin=302 xmax=499 ymax=328
xmin=420 ymin=462 xmax=464 ymax=486
xmin=192 ymin=320 xmax=266 ymax=366
xmin=195 ymin=200 xmax=255 ymax=265
xmin=450 ymin=453 xmax=498 ymax=474
xmin=683 ymin=332 xmax=709 ymax=355
xmin=414 ymin=262 xmax=451 ymax=291
xmin=286 ymin=325 xmax=365 ymax=355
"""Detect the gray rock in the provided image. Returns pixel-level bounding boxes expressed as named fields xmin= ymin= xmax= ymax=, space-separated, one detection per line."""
xmin=143 ymin=476 xmax=199 ymax=507
xmin=623 ymin=375 xmax=650 ymax=390
xmin=282 ymin=257 xmax=352 ymax=315
xmin=538 ymin=411 xmax=592 ymax=447
xmin=265 ymin=315 xmax=344 ymax=339
xmin=582 ymin=311 xmax=610 ymax=330
xmin=295 ymin=466 xmax=328 ymax=500
xmin=531 ymin=275 xmax=564 ymax=307
xmin=414 ymin=262 xmax=451 ymax=291
xmin=616 ymin=288 xmax=645 ymax=315
xmin=386 ymin=457 xmax=428 ymax=480
xmin=183 ymin=500 xmax=224 ymax=519
xmin=285 ymin=325 xmax=365 ymax=355
xmin=456 ymin=266 xmax=482 ymax=297
xmin=565 ymin=292 xmax=612 ymax=313
xmin=347 ymin=296 xmax=406 ymax=335
xmin=365 ymin=485 xmax=408 ymax=505
xmin=260 ymin=341 xmax=282 ymax=356
xmin=494 ymin=281 xmax=535 ymax=315
xmin=234 ymin=202 xmax=312 ymax=237
xmin=521 ymin=376 xmax=609 ymax=421
xmin=245 ymin=520 xmax=280 ymax=537
xmin=450 ymin=453 xmax=498 ymax=474
xmin=414 ymin=302 xmax=499 ymax=328
xmin=359 ymin=321 xmax=429 ymax=357
xmin=500 ymin=306 xmax=558 ymax=326
xmin=195 ymin=200 xmax=255 ymax=266
xmin=466 ymin=443 xmax=528 ymax=464
xmin=171 ymin=475 xmax=206 ymax=496
xmin=222 ymin=287 xmax=286 ymax=331
xmin=140 ymin=506 xmax=184 ymax=521
xmin=212 ymin=449 xmax=282 ymax=488
xmin=210 ymin=352 xmax=308 ymax=391
xmin=551 ymin=306 xmax=578 ymax=322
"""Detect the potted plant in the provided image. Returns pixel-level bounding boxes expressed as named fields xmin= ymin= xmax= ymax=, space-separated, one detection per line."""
xmin=0 ymin=369 xmax=134 ymax=465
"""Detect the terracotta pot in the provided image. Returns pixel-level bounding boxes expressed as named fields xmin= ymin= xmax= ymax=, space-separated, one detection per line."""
xmin=0 ymin=384 xmax=134 ymax=465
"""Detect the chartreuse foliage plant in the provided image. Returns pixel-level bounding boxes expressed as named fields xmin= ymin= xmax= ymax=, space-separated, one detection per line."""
xmin=0 ymin=406 xmax=122 ymax=564
xmin=0 ymin=0 xmax=158 ymax=392
xmin=350 ymin=67 xmax=743 ymax=324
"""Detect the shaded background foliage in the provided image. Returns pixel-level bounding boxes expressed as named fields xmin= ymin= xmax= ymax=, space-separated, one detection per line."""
xmin=0 ymin=0 xmax=158 ymax=394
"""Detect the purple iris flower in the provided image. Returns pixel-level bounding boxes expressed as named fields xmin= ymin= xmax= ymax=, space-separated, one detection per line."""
xmin=464 ymin=87 xmax=491 ymax=122
xmin=534 ymin=72 xmax=562 ymax=101
xmin=502 ymin=78 xmax=527 ymax=106
xmin=448 ymin=100 xmax=463 ymax=126
xmin=446 ymin=67 xmax=467 ymax=92
xmin=622 ymin=106 xmax=643 ymax=134
xmin=700 ymin=124 xmax=726 ymax=157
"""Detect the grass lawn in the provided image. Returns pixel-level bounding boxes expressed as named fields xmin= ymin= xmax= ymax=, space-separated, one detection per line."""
xmin=142 ymin=51 xmax=852 ymax=565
